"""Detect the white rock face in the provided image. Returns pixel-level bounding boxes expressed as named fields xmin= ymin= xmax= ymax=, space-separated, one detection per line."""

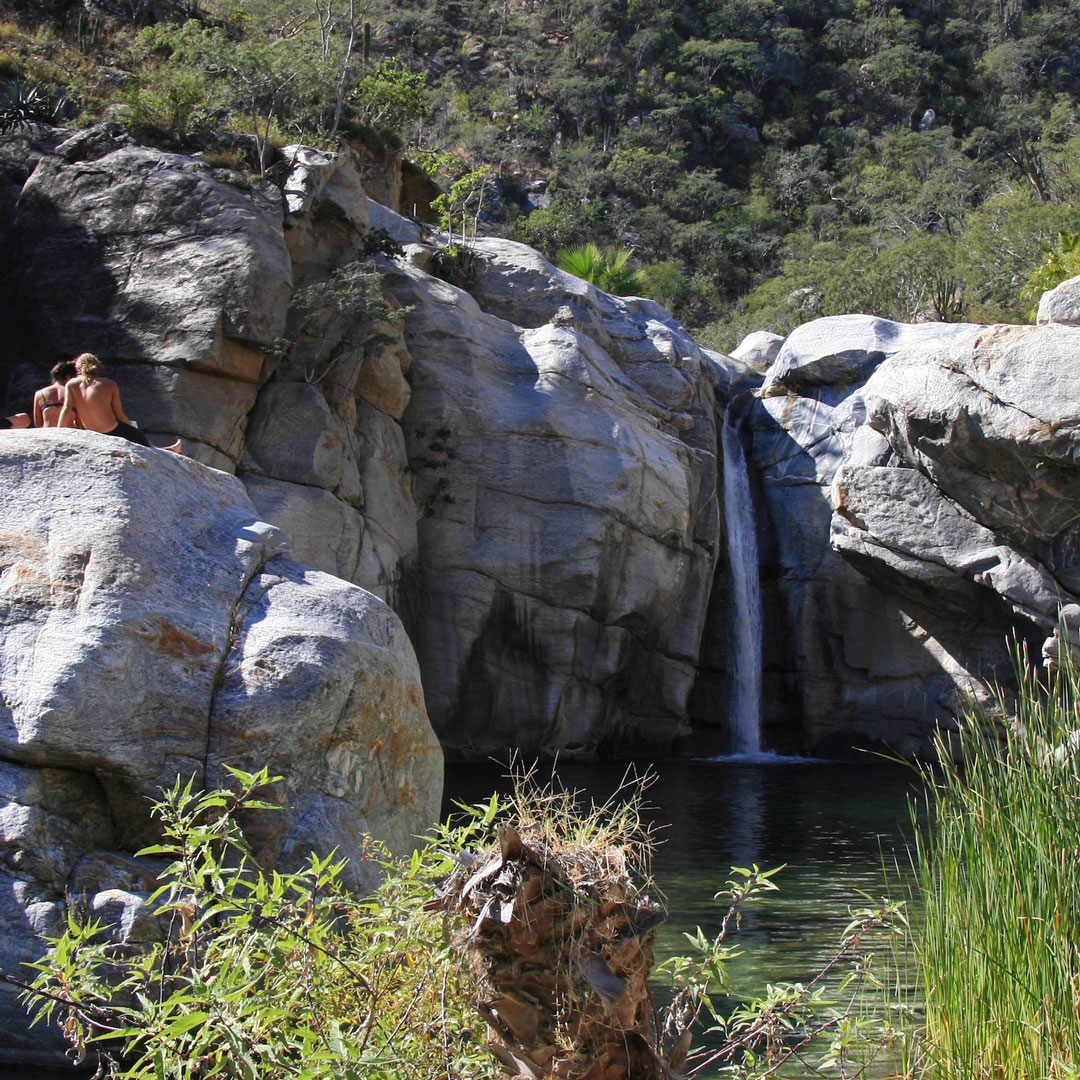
xmin=0 ymin=431 xmax=441 ymax=1057
xmin=750 ymin=315 xmax=1080 ymax=755
xmin=730 ymin=330 xmax=785 ymax=368
xmin=1037 ymin=274 xmax=1080 ymax=325
xmin=383 ymin=248 xmax=727 ymax=758
xmin=760 ymin=313 xmax=984 ymax=394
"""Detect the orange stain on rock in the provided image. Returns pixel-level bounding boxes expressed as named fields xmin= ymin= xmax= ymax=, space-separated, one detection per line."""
xmin=150 ymin=617 xmax=215 ymax=659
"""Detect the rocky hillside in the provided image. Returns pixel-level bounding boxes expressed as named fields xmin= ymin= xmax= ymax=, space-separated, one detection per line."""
xmin=4 ymin=124 xmax=1080 ymax=767
xmin=5 ymin=120 xmax=1080 ymax=1062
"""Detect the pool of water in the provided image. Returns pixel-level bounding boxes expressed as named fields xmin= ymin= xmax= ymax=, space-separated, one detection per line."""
xmin=444 ymin=755 xmax=923 ymax=1072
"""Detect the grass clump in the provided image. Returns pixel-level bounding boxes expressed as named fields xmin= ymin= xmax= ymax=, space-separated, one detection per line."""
xmin=914 ymin=623 xmax=1080 ymax=1080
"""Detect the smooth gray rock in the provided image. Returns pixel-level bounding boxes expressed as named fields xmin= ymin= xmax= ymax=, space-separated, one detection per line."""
xmin=0 ymin=431 xmax=441 ymax=1056
xmin=282 ymin=142 xmax=371 ymax=282
xmin=831 ymin=464 xmax=1069 ymax=627
xmin=865 ymin=323 xmax=1080 ymax=589
xmin=208 ymin=558 xmax=439 ymax=892
xmin=242 ymin=380 xmax=349 ymax=490
xmin=749 ymin=316 xmax=1028 ymax=757
xmin=730 ymin=329 xmax=784 ymax=368
xmin=760 ymin=314 xmax=984 ymax=394
xmin=1037 ymin=274 xmax=1080 ymax=325
xmin=12 ymin=139 xmax=292 ymax=363
xmin=353 ymin=399 xmax=417 ymax=602
xmin=242 ymin=474 xmax=364 ymax=582
xmin=383 ymin=256 xmax=723 ymax=757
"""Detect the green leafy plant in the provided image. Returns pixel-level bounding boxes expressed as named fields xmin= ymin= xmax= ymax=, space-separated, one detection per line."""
xmin=656 ymin=865 xmax=908 ymax=1078
xmin=0 ymin=78 xmax=69 ymax=132
xmin=556 ymin=243 xmax=649 ymax=296
xmin=124 ymin=63 xmax=211 ymax=140
xmin=406 ymin=424 xmax=456 ymax=517
xmin=913 ymin=619 xmax=1080 ymax=1080
xmin=17 ymin=765 xmax=495 ymax=1080
xmin=351 ymin=58 xmax=427 ymax=136
xmin=1020 ymin=231 xmax=1080 ymax=320
xmin=274 ymin=257 xmax=404 ymax=385
xmin=11 ymin=758 xmax=912 ymax=1080
xmin=427 ymin=164 xmax=495 ymax=286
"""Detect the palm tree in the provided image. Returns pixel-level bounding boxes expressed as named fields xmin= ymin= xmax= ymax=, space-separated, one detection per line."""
xmin=556 ymin=243 xmax=648 ymax=296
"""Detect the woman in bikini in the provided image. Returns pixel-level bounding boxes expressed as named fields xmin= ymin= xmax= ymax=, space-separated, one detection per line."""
xmin=33 ymin=360 xmax=78 ymax=428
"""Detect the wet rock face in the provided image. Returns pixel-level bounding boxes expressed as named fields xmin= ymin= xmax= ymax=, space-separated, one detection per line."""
xmin=0 ymin=432 xmax=442 ymax=1058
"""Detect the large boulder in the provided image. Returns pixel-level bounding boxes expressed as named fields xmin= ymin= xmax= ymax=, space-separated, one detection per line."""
xmin=864 ymin=323 xmax=1080 ymax=590
xmin=1037 ymin=274 xmax=1080 ymax=326
xmin=749 ymin=316 xmax=1005 ymax=755
xmin=748 ymin=314 xmax=1080 ymax=755
xmin=759 ymin=313 xmax=983 ymax=394
xmin=6 ymin=125 xmax=291 ymax=362
xmin=381 ymin=242 xmax=731 ymax=759
xmin=0 ymin=430 xmax=442 ymax=1062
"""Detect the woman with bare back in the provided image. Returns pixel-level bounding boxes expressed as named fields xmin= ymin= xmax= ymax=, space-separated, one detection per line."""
xmin=34 ymin=360 xmax=77 ymax=428
xmin=58 ymin=354 xmax=182 ymax=453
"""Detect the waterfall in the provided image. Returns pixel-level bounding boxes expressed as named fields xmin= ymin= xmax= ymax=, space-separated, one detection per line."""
xmin=721 ymin=408 xmax=763 ymax=755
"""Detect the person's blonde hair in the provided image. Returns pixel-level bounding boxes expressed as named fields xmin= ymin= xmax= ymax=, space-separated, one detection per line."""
xmin=74 ymin=353 xmax=100 ymax=381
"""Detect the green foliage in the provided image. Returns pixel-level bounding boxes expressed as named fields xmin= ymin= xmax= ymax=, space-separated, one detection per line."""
xmin=913 ymin=624 xmax=1080 ymax=1080
xmin=431 ymin=164 xmax=495 ymax=246
xmin=556 ymin=243 xmax=649 ymax=296
xmin=124 ymin=63 xmax=211 ymax=139
xmin=275 ymin=257 xmax=404 ymax=384
xmin=656 ymin=863 xmax=909 ymax=1078
xmin=9 ymin=0 xmax=1080 ymax=334
xmin=406 ymin=424 xmax=456 ymax=517
xmin=138 ymin=20 xmax=320 ymax=167
xmin=350 ymin=59 xmax=427 ymax=136
xmin=14 ymin=759 xmax=911 ymax=1080
xmin=1020 ymin=231 xmax=1080 ymax=320
xmin=21 ymin=765 xmax=495 ymax=1080
xmin=0 ymin=77 xmax=68 ymax=132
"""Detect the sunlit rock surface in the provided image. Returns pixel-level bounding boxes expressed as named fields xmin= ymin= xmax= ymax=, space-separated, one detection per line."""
xmin=6 ymin=125 xmax=1080 ymax=771
xmin=752 ymin=314 xmax=1080 ymax=756
xmin=0 ymin=431 xmax=441 ymax=1058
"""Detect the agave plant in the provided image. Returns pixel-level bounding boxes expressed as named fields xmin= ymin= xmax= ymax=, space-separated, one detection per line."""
xmin=556 ymin=242 xmax=649 ymax=296
xmin=0 ymin=79 xmax=69 ymax=134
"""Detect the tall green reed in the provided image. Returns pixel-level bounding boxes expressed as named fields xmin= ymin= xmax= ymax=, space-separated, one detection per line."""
xmin=914 ymin=626 xmax=1080 ymax=1080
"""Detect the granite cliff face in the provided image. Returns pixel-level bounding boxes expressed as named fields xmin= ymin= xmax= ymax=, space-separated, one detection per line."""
xmin=3 ymin=124 xmax=1079 ymax=770
xmin=751 ymin=314 xmax=1080 ymax=755
xmin=6 ymin=125 xmax=1080 ymax=1057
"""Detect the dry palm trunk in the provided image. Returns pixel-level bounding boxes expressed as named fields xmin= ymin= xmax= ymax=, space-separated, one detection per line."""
xmin=435 ymin=824 xmax=669 ymax=1080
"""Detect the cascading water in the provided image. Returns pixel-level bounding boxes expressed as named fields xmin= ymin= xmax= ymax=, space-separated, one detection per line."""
xmin=721 ymin=408 xmax=763 ymax=755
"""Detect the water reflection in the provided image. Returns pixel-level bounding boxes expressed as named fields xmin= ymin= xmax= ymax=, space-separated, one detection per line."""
xmin=443 ymin=757 xmax=921 ymax=997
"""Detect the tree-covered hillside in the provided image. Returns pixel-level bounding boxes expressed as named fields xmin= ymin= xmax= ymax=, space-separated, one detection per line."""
xmin=4 ymin=0 xmax=1080 ymax=346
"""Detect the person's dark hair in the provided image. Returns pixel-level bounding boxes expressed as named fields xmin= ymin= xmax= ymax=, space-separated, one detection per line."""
xmin=50 ymin=360 xmax=77 ymax=384
xmin=74 ymin=353 xmax=100 ymax=381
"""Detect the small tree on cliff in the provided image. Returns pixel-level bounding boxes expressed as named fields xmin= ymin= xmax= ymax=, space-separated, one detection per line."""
xmin=140 ymin=20 xmax=318 ymax=169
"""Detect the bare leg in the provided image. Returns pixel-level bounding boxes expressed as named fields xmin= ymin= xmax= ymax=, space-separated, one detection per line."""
xmin=158 ymin=439 xmax=184 ymax=454
xmin=5 ymin=413 xmax=30 ymax=428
